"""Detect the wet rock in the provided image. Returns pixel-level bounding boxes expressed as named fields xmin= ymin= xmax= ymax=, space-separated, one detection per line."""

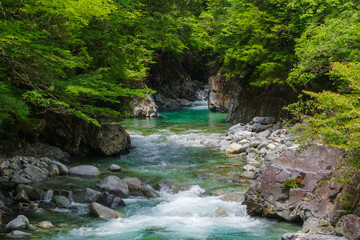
xmin=6 ymin=215 xmax=29 ymax=230
xmin=240 ymin=171 xmax=256 ymax=179
xmin=53 ymin=195 xmax=71 ymax=208
xmin=90 ymin=202 xmax=120 ymax=219
xmin=179 ymin=99 xmax=190 ymax=107
xmin=69 ymin=165 xmax=100 ymax=177
xmin=38 ymin=201 xmax=56 ymax=210
xmin=97 ymin=192 xmax=126 ymax=208
xmin=15 ymin=190 xmax=30 ymax=203
xmin=123 ymin=177 xmax=157 ymax=198
xmin=5 ymin=230 xmax=32 ymax=238
xmin=37 ymin=221 xmax=54 ymax=229
xmin=108 ymin=164 xmax=123 ymax=172
xmin=72 ymin=188 xmax=101 ymax=203
xmin=282 ymin=233 xmax=347 ymax=240
xmin=215 ymin=207 xmax=229 ymax=217
xmin=97 ymin=176 xmax=129 ymax=198
xmin=16 ymin=185 xmax=46 ymax=201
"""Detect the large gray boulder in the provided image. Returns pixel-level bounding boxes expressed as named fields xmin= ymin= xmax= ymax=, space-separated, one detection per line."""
xmin=123 ymin=177 xmax=156 ymax=198
xmin=6 ymin=215 xmax=29 ymax=230
xmin=53 ymin=195 xmax=71 ymax=208
xmin=90 ymin=202 xmax=120 ymax=219
xmin=97 ymin=176 xmax=129 ymax=198
xmin=97 ymin=192 xmax=126 ymax=208
xmin=72 ymin=188 xmax=101 ymax=203
xmin=69 ymin=165 xmax=100 ymax=177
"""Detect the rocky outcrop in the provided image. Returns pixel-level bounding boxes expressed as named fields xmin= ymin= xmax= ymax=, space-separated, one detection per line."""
xmin=243 ymin=145 xmax=360 ymax=239
xmin=244 ymin=146 xmax=343 ymax=222
xmin=208 ymin=73 xmax=238 ymax=113
xmin=38 ymin=114 xmax=131 ymax=157
xmin=131 ymin=93 xmax=159 ymax=118
xmin=226 ymin=84 xmax=297 ymax=123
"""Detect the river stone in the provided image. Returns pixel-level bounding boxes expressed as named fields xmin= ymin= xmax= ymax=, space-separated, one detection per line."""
xmin=23 ymin=165 xmax=48 ymax=182
xmin=16 ymin=185 xmax=46 ymax=201
xmin=6 ymin=215 xmax=29 ymax=230
xmin=225 ymin=143 xmax=243 ymax=154
xmin=15 ymin=190 xmax=30 ymax=203
xmin=123 ymin=177 xmax=156 ymax=198
xmin=97 ymin=192 xmax=126 ymax=208
xmin=69 ymin=165 xmax=100 ymax=177
xmin=37 ymin=221 xmax=54 ymax=229
xmin=53 ymin=195 xmax=71 ymax=208
xmin=72 ymin=188 xmax=101 ymax=203
xmin=5 ymin=230 xmax=32 ymax=238
xmin=215 ymin=207 xmax=229 ymax=217
xmin=179 ymin=99 xmax=190 ymax=107
xmin=38 ymin=201 xmax=56 ymax=210
xmin=240 ymin=171 xmax=256 ymax=179
xmin=90 ymin=202 xmax=120 ymax=219
xmin=108 ymin=164 xmax=123 ymax=172
xmin=97 ymin=176 xmax=129 ymax=198
xmin=264 ymin=152 xmax=277 ymax=162
xmin=243 ymin=164 xmax=257 ymax=172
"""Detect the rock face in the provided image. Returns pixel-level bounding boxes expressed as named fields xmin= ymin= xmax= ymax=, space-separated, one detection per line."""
xmin=90 ymin=202 xmax=120 ymax=219
xmin=244 ymin=146 xmax=343 ymax=222
xmin=97 ymin=176 xmax=129 ymax=198
xmin=38 ymin=114 xmax=131 ymax=157
xmin=69 ymin=165 xmax=100 ymax=177
xmin=131 ymin=93 xmax=159 ymax=118
xmin=226 ymin=84 xmax=297 ymax=123
xmin=208 ymin=73 xmax=238 ymax=113
xmin=244 ymin=145 xmax=360 ymax=239
xmin=0 ymin=156 xmax=68 ymax=188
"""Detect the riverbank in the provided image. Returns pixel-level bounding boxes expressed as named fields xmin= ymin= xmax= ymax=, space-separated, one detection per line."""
xmin=0 ymin=101 xmax=301 ymax=239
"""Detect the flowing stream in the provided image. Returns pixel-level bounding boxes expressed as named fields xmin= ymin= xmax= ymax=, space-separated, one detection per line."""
xmin=26 ymin=101 xmax=300 ymax=239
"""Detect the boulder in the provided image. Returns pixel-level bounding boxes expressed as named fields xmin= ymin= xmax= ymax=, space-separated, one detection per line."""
xmin=225 ymin=143 xmax=243 ymax=154
xmin=131 ymin=91 xmax=159 ymax=118
xmin=123 ymin=177 xmax=157 ymax=198
xmin=108 ymin=164 xmax=123 ymax=172
xmin=53 ymin=195 xmax=71 ymax=208
xmin=97 ymin=192 xmax=126 ymax=208
xmin=6 ymin=215 xmax=29 ymax=230
xmin=37 ymin=221 xmax=54 ymax=229
xmin=90 ymin=202 xmax=120 ymax=219
xmin=5 ymin=230 xmax=32 ymax=238
xmin=15 ymin=190 xmax=30 ymax=203
xmin=69 ymin=165 xmax=100 ymax=177
xmin=97 ymin=176 xmax=129 ymax=198
xmin=72 ymin=188 xmax=101 ymax=203
xmin=179 ymin=99 xmax=191 ymax=107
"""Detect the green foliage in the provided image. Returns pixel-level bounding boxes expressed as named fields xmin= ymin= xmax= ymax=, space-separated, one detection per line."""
xmin=282 ymin=178 xmax=302 ymax=189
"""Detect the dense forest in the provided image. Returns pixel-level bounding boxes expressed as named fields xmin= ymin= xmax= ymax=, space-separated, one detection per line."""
xmin=0 ymin=0 xmax=359 ymax=164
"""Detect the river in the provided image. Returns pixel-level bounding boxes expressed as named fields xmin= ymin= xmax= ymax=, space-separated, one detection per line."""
xmin=26 ymin=101 xmax=300 ymax=239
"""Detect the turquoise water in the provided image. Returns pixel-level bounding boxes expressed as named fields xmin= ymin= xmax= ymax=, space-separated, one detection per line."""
xmin=23 ymin=101 xmax=300 ymax=239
